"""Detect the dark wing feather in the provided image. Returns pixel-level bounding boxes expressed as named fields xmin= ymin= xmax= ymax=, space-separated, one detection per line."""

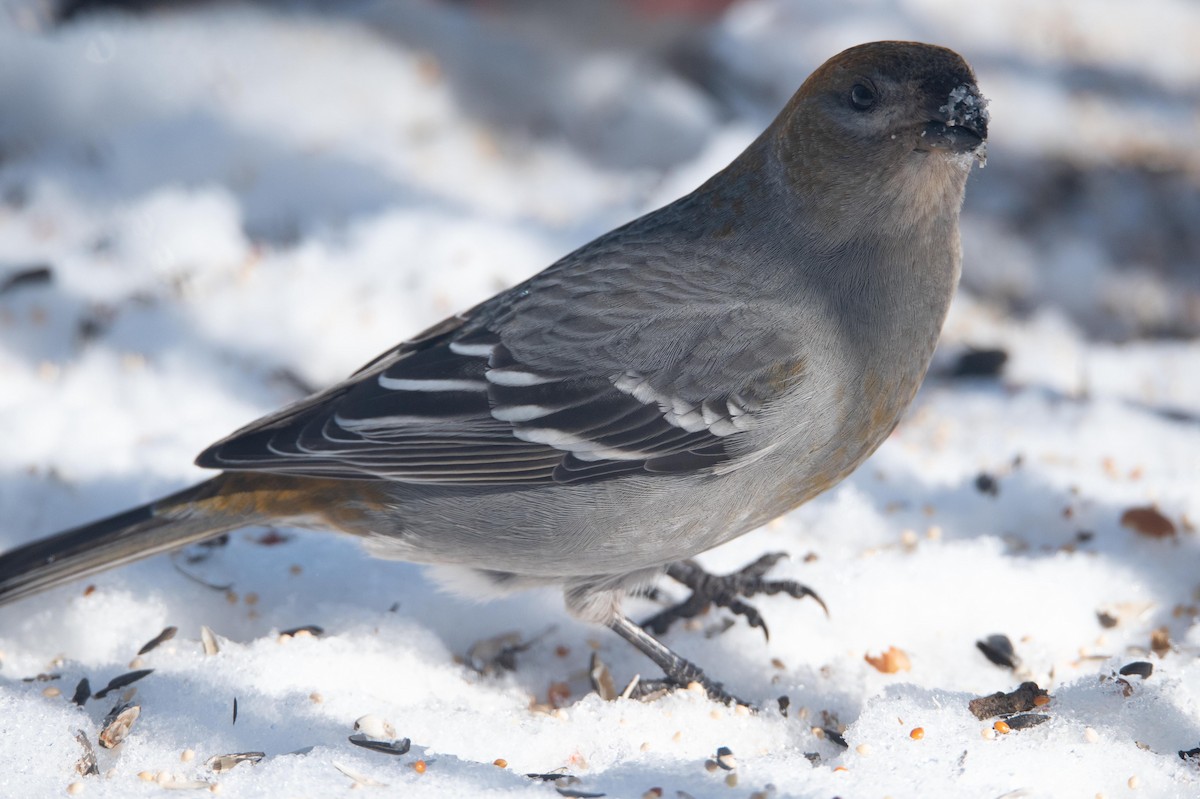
xmin=197 ymin=215 xmax=807 ymax=486
xmin=197 ymin=321 xmax=769 ymax=486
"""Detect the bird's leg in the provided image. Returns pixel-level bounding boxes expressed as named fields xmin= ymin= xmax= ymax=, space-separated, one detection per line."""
xmin=641 ymin=552 xmax=827 ymax=640
xmin=606 ymin=614 xmax=747 ymax=706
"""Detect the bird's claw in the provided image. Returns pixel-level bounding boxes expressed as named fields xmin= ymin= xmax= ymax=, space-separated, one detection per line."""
xmin=627 ymin=674 xmax=750 ymax=707
xmin=641 ymin=552 xmax=827 ymax=640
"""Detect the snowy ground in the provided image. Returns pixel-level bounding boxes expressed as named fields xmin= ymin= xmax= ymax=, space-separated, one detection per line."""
xmin=1 ymin=1 xmax=1198 ymax=797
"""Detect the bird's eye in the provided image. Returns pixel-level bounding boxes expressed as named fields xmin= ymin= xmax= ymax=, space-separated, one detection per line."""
xmin=849 ymin=82 xmax=877 ymax=111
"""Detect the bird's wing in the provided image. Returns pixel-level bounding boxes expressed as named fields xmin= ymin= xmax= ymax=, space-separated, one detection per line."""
xmin=199 ymin=215 xmax=807 ymax=487
xmin=198 ymin=306 xmax=801 ymax=487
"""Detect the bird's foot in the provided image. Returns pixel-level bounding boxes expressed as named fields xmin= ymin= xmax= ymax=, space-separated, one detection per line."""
xmin=641 ymin=552 xmax=827 ymax=640
xmin=625 ymin=675 xmax=745 ymax=706
xmin=605 ymin=615 xmax=750 ymax=706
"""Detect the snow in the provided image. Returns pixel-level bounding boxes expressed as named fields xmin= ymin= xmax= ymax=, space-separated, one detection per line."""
xmin=1 ymin=1 xmax=1198 ymax=797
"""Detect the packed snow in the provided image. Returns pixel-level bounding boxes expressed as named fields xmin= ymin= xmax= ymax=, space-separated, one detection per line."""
xmin=0 ymin=1 xmax=1198 ymax=797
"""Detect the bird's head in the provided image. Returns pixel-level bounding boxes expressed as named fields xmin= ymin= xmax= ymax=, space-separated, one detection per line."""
xmin=772 ymin=41 xmax=988 ymax=235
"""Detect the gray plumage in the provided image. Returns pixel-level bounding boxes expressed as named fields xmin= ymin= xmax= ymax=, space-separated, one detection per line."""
xmin=0 ymin=41 xmax=988 ymax=694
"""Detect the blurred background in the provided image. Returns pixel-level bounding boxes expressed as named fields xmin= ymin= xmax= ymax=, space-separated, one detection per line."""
xmin=3 ymin=1 xmax=1198 ymax=335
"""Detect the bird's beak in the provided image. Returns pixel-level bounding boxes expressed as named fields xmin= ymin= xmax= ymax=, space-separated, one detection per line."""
xmin=922 ymin=83 xmax=989 ymax=157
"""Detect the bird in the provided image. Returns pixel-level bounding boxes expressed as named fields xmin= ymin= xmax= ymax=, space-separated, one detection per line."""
xmin=0 ymin=40 xmax=987 ymax=703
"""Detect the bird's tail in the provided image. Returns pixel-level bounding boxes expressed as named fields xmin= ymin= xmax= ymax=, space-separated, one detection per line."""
xmin=0 ymin=476 xmax=254 ymax=607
